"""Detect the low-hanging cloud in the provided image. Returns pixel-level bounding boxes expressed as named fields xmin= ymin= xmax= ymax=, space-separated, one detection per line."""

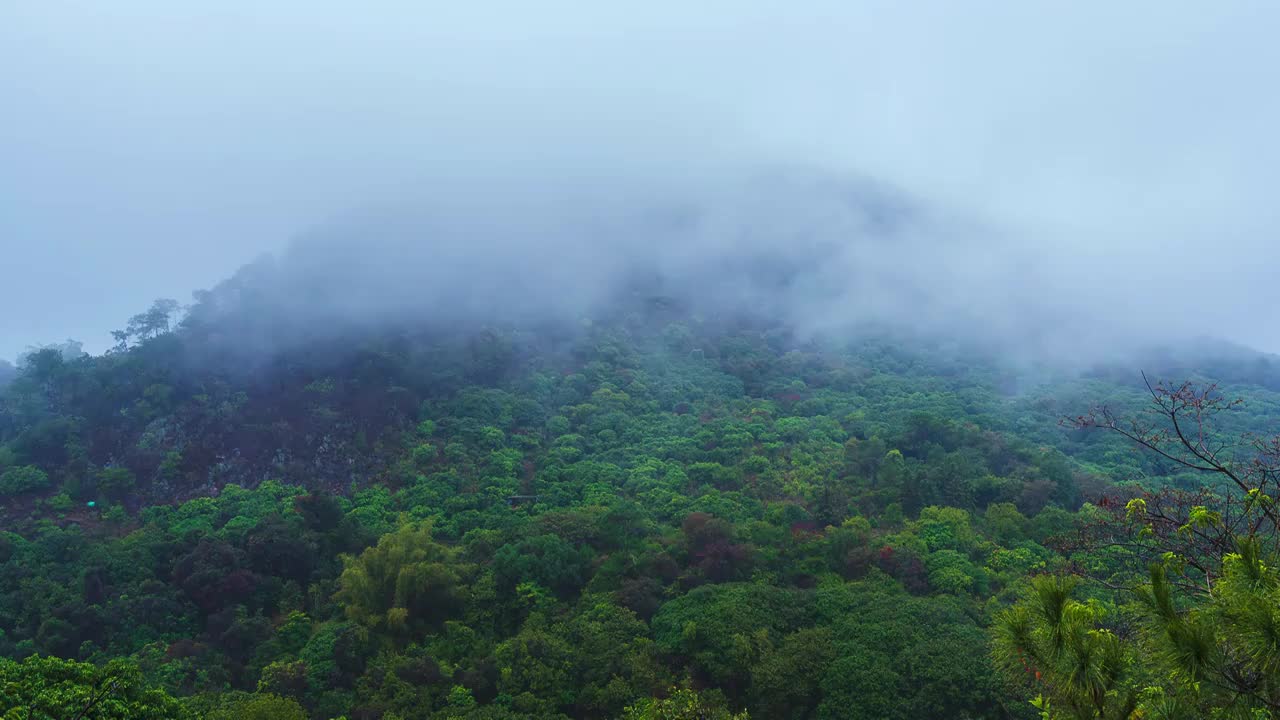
xmin=2 ymin=1 xmax=1278 ymax=360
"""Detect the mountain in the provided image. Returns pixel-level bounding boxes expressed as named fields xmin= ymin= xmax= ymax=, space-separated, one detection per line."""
xmin=2 ymin=231 xmax=1279 ymax=719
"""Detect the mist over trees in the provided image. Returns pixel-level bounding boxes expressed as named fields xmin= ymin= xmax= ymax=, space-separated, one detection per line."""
xmin=32 ymin=167 xmax=1247 ymax=376
xmin=6 ymin=4 xmax=1280 ymax=362
xmin=111 ymin=299 xmax=181 ymax=350
xmin=3 ymin=3 xmax=1280 ymax=718
xmin=2 ymin=137 xmax=1278 ymax=720
xmin=1 ymin=238 xmax=1278 ymax=717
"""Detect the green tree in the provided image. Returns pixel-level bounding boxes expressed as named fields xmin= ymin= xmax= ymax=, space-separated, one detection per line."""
xmin=1132 ymin=541 xmax=1280 ymax=715
xmin=623 ymin=687 xmax=748 ymax=720
xmin=116 ymin=298 xmax=181 ymax=347
xmin=96 ymin=466 xmax=136 ymax=502
xmin=0 ymin=465 xmax=49 ymax=496
xmin=335 ymin=521 xmax=470 ymax=641
xmin=204 ymin=693 xmax=307 ymax=720
xmin=993 ymin=575 xmax=1137 ymax=720
xmin=0 ymin=656 xmax=187 ymax=720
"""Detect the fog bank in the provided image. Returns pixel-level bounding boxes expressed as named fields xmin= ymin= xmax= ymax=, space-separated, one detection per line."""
xmin=2 ymin=2 xmax=1277 ymax=359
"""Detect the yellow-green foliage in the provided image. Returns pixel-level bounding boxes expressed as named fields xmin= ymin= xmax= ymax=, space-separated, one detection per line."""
xmin=335 ymin=521 xmax=472 ymax=640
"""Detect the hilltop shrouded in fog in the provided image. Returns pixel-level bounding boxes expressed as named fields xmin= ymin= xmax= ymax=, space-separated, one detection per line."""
xmin=118 ymin=165 xmax=1257 ymax=375
xmin=178 ymin=170 xmax=1023 ymax=357
xmin=6 ymin=5 xmax=1280 ymax=720
xmin=3 ymin=2 xmax=1279 ymax=360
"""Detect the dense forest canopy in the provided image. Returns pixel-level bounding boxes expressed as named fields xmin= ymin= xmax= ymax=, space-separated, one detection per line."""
xmin=3 ymin=236 xmax=1279 ymax=719
xmin=7 ymin=1 xmax=1280 ymax=717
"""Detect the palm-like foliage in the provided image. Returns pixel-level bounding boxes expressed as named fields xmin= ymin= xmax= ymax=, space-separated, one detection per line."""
xmin=999 ymin=542 xmax=1280 ymax=719
xmin=1139 ymin=538 xmax=1280 ymax=715
xmin=994 ymin=575 xmax=1137 ymax=719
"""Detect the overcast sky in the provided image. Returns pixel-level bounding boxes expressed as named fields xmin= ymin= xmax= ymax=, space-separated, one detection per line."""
xmin=2 ymin=2 xmax=1278 ymax=361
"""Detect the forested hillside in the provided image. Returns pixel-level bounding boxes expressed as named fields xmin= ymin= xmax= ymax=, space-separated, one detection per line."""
xmin=3 ymin=261 xmax=1279 ymax=719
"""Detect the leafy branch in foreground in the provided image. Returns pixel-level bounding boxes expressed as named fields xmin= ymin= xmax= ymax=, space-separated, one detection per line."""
xmin=993 ymin=575 xmax=1137 ymax=720
xmin=998 ymin=376 xmax=1280 ymax=718
xmin=1070 ymin=374 xmax=1280 ymax=530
